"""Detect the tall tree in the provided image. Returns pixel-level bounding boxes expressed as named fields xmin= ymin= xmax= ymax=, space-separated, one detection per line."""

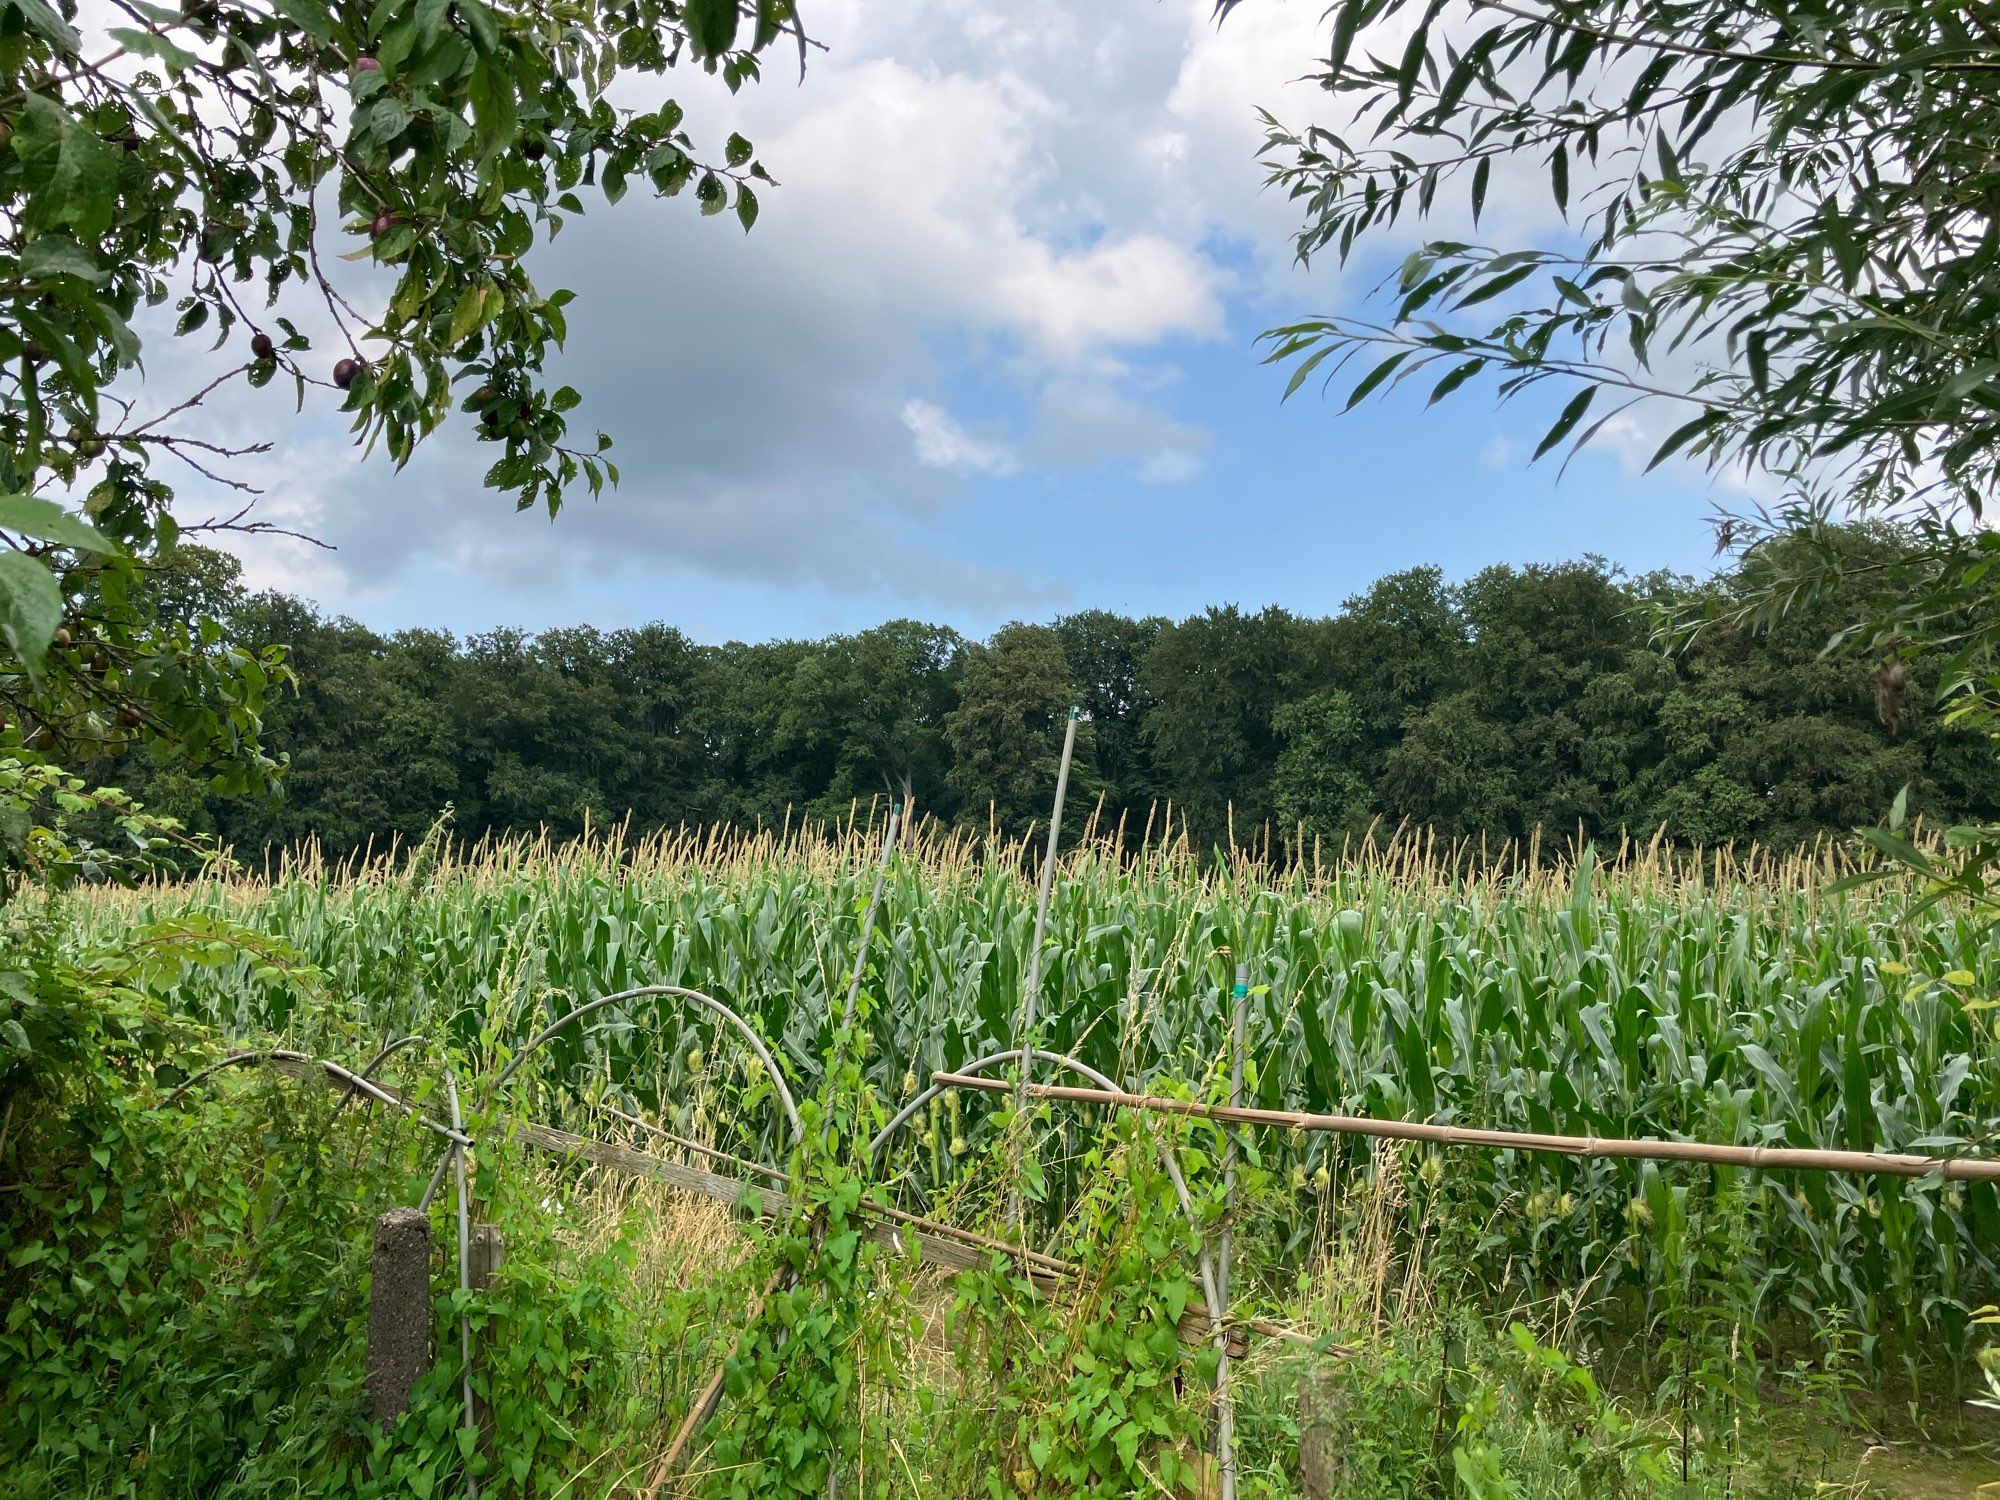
xmin=778 ymin=621 xmax=966 ymax=817
xmin=0 ymin=0 xmax=798 ymax=882
xmin=946 ymin=624 xmax=1093 ymax=831
xmin=1054 ymin=610 xmax=1163 ymax=838
xmin=1322 ymin=566 xmax=1466 ymax=772
xmin=202 ymin=594 xmax=457 ymax=853
xmin=1142 ymin=605 xmax=1310 ymax=846
xmin=711 ymin=638 xmax=825 ymax=828
xmin=1272 ymin=689 xmax=1368 ymax=844
xmin=602 ymin=624 xmax=716 ymax=826
xmin=1455 ymin=561 xmax=1643 ymax=834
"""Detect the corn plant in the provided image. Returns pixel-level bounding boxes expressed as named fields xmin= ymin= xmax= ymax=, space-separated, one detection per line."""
xmin=77 ymin=815 xmax=2000 ymax=1368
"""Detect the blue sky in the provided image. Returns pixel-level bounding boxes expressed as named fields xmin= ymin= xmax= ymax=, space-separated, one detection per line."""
xmin=197 ymin=0 xmax=1734 ymax=646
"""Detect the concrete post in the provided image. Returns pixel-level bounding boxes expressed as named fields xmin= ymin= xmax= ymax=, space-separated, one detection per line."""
xmin=367 ymin=1206 xmax=432 ymax=1423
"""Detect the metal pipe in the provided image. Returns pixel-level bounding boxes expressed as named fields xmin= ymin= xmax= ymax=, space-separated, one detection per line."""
xmin=872 ymin=1046 xmax=1112 ymax=1164
xmin=427 ymin=985 xmax=808 ymax=1213
xmin=842 ymin=802 xmax=903 ymax=1029
xmin=1216 ymin=964 xmax=1247 ymax=1500
xmin=333 ymin=1034 xmax=428 ymax=1117
xmin=418 ymin=1143 xmax=453 ymax=1214
xmin=487 ymin=985 xmax=803 ymax=1144
xmin=164 ymin=1050 xmax=469 ymax=1145
xmin=1011 ymin=707 xmax=1079 ymax=1229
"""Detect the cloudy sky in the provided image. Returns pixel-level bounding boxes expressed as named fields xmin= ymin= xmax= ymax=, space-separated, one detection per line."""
xmin=190 ymin=0 xmax=1730 ymax=644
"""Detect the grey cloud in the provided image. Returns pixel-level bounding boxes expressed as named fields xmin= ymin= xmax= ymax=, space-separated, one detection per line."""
xmin=1033 ymin=376 xmax=1213 ymax=482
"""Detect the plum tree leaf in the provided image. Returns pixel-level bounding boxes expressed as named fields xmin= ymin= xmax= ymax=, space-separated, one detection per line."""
xmin=0 ymin=552 xmax=63 ymax=674
xmin=0 ymin=496 xmax=113 ymax=553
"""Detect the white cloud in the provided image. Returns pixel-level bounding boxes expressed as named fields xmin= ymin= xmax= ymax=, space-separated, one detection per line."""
xmin=731 ymin=55 xmax=1224 ymax=363
xmin=902 ymin=399 xmax=1019 ymax=475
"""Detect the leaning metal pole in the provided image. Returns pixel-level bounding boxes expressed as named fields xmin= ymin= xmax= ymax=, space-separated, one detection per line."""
xmin=444 ymin=1069 xmax=479 ymax=1500
xmin=1215 ymin=962 xmax=1248 ymax=1500
xmin=842 ymin=801 xmax=903 ymax=1028
xmin=1009 ymin=707 xmax=1079 ymax=1231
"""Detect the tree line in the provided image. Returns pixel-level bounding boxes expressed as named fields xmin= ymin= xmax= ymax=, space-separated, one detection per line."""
xmin=110 ymin=532 xmax=2000 ymax=860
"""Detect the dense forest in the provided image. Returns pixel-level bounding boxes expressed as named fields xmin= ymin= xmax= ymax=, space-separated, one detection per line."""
xmin=105 ymin=534 xmax=2000 ymax=859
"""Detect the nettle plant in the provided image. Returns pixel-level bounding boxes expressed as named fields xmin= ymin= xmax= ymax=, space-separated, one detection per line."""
xmin=0 ymin=0 xmax=794 ymax=847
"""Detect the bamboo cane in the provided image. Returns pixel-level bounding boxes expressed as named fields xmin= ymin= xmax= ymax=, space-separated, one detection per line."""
xmin=933 ymin=1073 xmax=2000 ymax=1183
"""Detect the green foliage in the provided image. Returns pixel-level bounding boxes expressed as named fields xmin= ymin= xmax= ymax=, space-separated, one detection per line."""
xmin=777 ymin=620 xmax=969 ymax=814
xmin=0 ymin=0 xmax=795 ymax=835
xmin=1272 ymin=688 xmax=1366 ymax=841
xmin=111 ymin=828 xmax=2000 ymax=1372
xmin=0 ymin=756 xmax=195 ymax=901
xmin=0 ymin=529 xmax=292 ymax=857
xmin=945 ymin=622 xmax=1096 ymax=829
xmin=426 ymin=1142 xmax=662 ymax=1496
xmin=7 ymin=833 xmax=1990 ymax=1492
xmin=0 ymin=904 xmax=699 ymax=1498
xmin=1278 ymin=1305 xmax=1856 ymax=1498
xmin=944 ymin=1109 xmax=1216 ymax=1496
xmin=0 ymin=911 xmax=365 ymax=1497
xmin=99 ymin=538 xmax=2000 ymax=857
xmin=1140 ymin=603 xmax=1309 ymax=838
xmin=695 ymin=983 xmax=916 ymax=1497
xmin=1448 ymin=1323 xmax=1683 ymax=1497
xmin=1 ymin=1081 xmax=369 ymax=1496
xmin=1245 ymin=0 xmax=1999 ymax=519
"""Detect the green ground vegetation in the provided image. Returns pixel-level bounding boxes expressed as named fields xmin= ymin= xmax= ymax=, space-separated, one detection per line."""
xmin=3 ymin=822 xmax=1996 ymax=1494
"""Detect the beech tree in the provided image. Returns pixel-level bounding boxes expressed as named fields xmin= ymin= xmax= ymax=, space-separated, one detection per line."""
xmin=0 ymin=0 xmax=797 ymax=879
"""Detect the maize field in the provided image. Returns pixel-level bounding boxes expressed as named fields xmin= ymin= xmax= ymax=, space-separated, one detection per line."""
xmin=93 ymin=815 xmax=2000 ymax=1370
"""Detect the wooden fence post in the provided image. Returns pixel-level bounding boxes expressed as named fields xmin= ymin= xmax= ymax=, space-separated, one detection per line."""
xmin=468 ymin=1222 xmax=504 ymax=1287
xmin=368 ymin=1207 xmax=432 ymax=1423
xmin=468 ymin=1223 xmax=504 ymax=1445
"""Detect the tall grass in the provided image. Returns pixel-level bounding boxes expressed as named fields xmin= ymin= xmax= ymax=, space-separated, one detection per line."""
xmin=82 ymin=812 xmax=2000 ymax=1367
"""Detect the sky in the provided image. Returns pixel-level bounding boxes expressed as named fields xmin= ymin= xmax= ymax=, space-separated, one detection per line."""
xmin=172 ymin=0 xmax=1735 ymax=645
